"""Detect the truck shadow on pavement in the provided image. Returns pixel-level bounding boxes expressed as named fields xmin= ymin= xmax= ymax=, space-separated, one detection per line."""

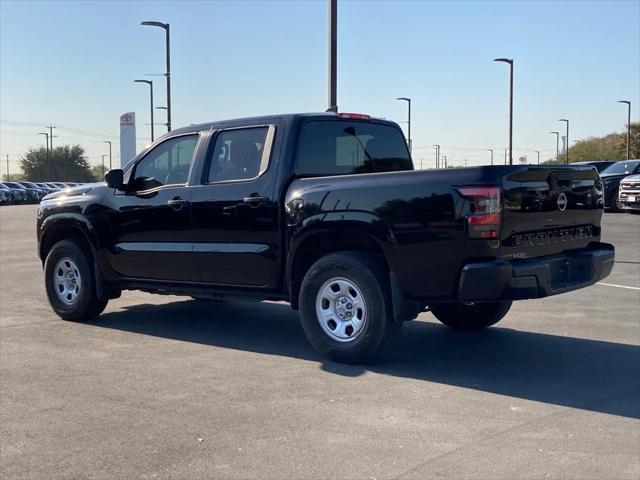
xmin=94 ymin=298 xmax=640 ymax=420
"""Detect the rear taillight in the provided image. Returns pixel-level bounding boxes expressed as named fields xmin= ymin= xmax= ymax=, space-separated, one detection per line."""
xmin=456 ymin=186 xmax=501 ymax=239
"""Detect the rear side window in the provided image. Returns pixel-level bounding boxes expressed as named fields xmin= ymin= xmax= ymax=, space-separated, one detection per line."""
xmin=296 ymin=121 xmax=413 ymax=176
xmin=207 ymin=127 xmax=271 ymax=183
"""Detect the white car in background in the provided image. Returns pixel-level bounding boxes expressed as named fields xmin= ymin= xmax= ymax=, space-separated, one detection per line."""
xmin=618 ymin=174 xmax=640 ymax=213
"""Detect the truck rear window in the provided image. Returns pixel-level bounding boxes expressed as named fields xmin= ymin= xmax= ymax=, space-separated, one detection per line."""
xmin=296 ymin=121 xmax=413 ymax=176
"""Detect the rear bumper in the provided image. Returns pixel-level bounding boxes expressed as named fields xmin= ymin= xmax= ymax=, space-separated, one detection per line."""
xmin=458 ymin=242 xmax=615 ymax=302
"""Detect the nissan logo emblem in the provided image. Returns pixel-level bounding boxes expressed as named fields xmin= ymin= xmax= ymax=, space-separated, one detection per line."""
xmin=557 ymin=192 xmax=568 ymax=211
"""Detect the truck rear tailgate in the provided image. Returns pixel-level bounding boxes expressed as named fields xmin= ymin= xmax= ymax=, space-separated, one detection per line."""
xmin=499 ymin=166 xmax=604 ymax=260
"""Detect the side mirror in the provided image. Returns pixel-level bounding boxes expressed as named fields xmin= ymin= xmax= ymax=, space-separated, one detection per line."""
xmin=104 ymin=169 xmax=124 ymax=189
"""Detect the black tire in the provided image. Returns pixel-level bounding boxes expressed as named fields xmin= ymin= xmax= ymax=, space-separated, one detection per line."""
xmin=431 ymin=301 xmax=512 ymax=331
xmin=44 ymin=239 xmax=108 ymax=322
xmin=298 ymin=252 xmax=402 ymax=364
xmin=607 ymin=188 xmax=623 ymax=213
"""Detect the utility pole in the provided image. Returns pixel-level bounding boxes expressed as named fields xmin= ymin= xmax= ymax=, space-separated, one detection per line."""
xmin=103 ymin=141 xmax=112 ymax=170
xmin=48 ymin=124 xmax=55 ymax=151
xmin=39 ymin=132 xmax=50 ymax=178
xmin=618 ymin=100 xmax=631 ymax=160
xmin=535 ymin=150 xmax=540 ymax=164
xmin=328 ymin=0 xmax=337 ymax=112
xmin=5 ymin=154 xmax=9 ymax=181
xmin=488 ymin=148 xmax=494 ymax=166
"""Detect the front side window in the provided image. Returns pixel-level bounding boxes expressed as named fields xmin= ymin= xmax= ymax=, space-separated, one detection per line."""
xmin=296 ymin=121 xmax=413 ymax=176
xmin=207 ymin=127 xmax=270 ymax=183
xmin=131 ymin=135 xmax=198 ymax=191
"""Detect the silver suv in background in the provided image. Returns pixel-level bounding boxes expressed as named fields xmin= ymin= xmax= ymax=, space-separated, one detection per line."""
xmin=618 ymin=174 xmax=640 ymax=213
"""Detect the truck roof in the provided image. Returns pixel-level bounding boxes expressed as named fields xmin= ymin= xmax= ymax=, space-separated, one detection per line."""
xmin=168 ymin=112 xmax=397 ymax=136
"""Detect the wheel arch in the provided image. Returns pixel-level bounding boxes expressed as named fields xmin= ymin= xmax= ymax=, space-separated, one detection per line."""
xmin=287 ymin=220 xmax=419 ymax=321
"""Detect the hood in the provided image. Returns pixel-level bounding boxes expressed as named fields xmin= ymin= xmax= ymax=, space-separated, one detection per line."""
xmin=621 ymin=174 xmax=640 ymax=183
xmin=42 ymin=182 xmax=103 ymax=201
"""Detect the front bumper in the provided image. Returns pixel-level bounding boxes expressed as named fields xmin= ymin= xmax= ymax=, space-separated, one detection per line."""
xmin=458 ymin=242 xmax=615 ymax=302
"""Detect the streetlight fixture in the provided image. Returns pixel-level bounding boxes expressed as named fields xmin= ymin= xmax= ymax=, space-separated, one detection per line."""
xmin=487 ymin=148 xmax=494 ymax=166
xmin=396 ymin=97 xmax=412 ymax=152
xmin=134 ymin=80 xmax=155 ymax=142
xmin=534 ymin=150 xmax=540 ymax=164
xmin=141 ymin=21 xmax=171 ymax=132
xmin=618 ymin=100 xmax=631 ymax=160
xmin=558 ymin=119 xmax=569 ymax=164
xmin=494 ymin=57 xmax=514 ymax=165
xmin=549 ymin=131 xmax=560 ymax=162
xmin=433 ymin=144 xmax=440 ymax=169
xmin=103 ymin=140 xmax=112 ymax=170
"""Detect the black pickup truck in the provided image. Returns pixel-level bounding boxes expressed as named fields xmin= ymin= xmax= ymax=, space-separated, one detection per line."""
xmin=37 ymin=112 xmax=614 ymax=362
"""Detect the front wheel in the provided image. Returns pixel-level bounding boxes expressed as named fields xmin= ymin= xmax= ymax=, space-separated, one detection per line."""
xmin=44 ymin=240 xmax=108 ymax=322
xmin=431 ymin=301 xmax=512 ymax=330
xmin=298 ymin=252 xmax=402 ymax=363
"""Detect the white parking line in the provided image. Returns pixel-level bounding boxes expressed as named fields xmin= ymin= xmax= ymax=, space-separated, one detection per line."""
xmin=596 ymin=282 xmax=640 ymax=291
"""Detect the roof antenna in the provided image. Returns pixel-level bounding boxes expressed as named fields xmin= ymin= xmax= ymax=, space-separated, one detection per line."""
xmin=325 ymin=106 xmax=338 ymax=113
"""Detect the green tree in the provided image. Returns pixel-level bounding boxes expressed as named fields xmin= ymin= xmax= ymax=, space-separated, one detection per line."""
xmin=20 ymin=145 xmax=95 ymax=182
xmin=544 ymin=123 xmax=639 ymax=164
xmin=90 ymin=164 xmax=108 ymax=181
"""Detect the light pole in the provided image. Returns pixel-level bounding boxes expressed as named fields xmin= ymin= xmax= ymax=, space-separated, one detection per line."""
xmin=442 ymin=155 xmax=447 ymax=168
xmin=488 ymin=148 xmax=494 ymax=166
xmin=103 ymin=141 xmax=112 ymax=170
xmin=549 ymin=131 xmax=560 ymax=162
xmin=559 ymin=119 xmax=569 ymax=164
xmin=534 ymin=150 xmax=540 ymax=164
xmin=134 ymin=80 xmax=154 ymax=142
xmin=141 ymin=21 xmax=171 ymax=132
xmin=618 ymin=100 xmax=631 ymax=160
xmin=327 ymin=0 xmax=337 ymax=112
xmin=494 ymin=57 xmax=513 ymax=165
xmin=433 ymin=144 xmax=440 ymax=169
xmin=101 ymin=155 xmax=107 ymax=176
xmin=396 ymin=97 xmax=411 ymax=152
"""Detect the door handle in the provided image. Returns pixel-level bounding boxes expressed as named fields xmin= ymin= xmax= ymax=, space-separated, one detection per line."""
xmin=167 ymin=197 xmax=188 ymax=211
xmin=243 ymin=195 xmax=269 ymax=207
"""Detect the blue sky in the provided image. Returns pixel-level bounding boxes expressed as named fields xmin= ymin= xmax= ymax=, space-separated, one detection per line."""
xmin=1 ymin=0 xmax=638 ymax=172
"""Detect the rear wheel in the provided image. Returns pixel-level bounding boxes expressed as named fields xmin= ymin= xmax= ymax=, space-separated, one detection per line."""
xmin=608 ymin=188 xmax=624 ymax=213
xmin=431 ymin=301 xmax=512 ymax=330
xmin=298 ymin=252 xmax=401 ymax=363
xmin=44 ymin=240 xmax=108 ymax=321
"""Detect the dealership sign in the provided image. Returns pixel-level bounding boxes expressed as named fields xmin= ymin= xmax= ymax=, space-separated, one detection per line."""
xmin=120 ymin=112 xmax=136 ymax=168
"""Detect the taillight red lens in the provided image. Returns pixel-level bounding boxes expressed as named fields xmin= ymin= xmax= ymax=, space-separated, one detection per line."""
xmin=457 ymin=186 xmax=501 ymax=239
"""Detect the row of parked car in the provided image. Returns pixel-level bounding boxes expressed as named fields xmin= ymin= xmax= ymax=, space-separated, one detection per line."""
xmin=0 ymin=181 xmax=83 ymax=205
xmin=573 ymin=159 xmax=640 ymax=213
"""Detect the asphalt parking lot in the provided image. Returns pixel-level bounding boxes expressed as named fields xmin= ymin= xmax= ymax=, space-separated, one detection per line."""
xmin=1 ymin=205 xmax=638 ymax=479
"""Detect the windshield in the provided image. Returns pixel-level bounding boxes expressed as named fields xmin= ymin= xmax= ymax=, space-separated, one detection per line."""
xmin=296 ymin=120 xmax=413 ymax=176
xmin=4 ymin=182 xmax=25 ymax=189
xmin=602 ymin=160 xmax=640 ymax=175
